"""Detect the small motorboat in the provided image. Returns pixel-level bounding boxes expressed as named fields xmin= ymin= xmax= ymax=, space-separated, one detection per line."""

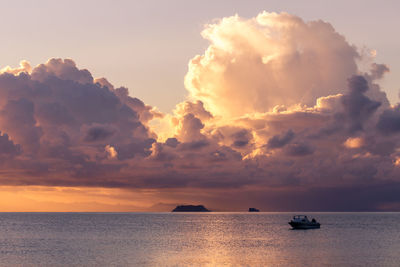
xmin=289 ymin=215 xmax=320 ymax=229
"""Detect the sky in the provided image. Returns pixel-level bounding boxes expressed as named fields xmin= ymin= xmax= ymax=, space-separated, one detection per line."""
xmin=0 ymin=0 xmax=400 ymax=211
xmin=1 ymin=0 xmax=400 ymax=112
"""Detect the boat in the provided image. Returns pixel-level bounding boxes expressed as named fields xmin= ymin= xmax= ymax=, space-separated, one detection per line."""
xmin=288 ymin=215 xmax=320 ymax=229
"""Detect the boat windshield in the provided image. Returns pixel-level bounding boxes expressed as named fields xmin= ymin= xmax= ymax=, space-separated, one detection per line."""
xmin=293 ymin=215 xmax=309 ymax=221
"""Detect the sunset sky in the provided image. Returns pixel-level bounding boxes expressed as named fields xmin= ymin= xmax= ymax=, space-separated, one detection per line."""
xmin=1 ymin=0 xmax=400 ymax=211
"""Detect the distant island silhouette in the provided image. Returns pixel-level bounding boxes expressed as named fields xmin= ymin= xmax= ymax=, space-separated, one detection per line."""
xmin=172 ymin=205 xmax=210 ymax=212
xmin=249 ymin=208 xmax=260 ymax=212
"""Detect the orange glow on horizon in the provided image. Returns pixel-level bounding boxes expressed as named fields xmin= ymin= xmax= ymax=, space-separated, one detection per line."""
xmin=0 ymin=186 xmax=163 ymax=212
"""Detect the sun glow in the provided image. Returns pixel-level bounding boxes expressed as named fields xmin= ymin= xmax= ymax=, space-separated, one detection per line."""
xmin=0 ymin=186 xmax=163 ymax=212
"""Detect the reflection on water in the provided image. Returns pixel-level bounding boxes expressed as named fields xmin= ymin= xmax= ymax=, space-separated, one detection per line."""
xmin=0 ymin=212 xmax=399 ymax=266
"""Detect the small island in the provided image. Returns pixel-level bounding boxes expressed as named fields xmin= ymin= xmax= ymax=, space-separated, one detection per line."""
xmin=249 ymin=208 xmax=260 ymax=212
xmin=172 ymin=205 xmax=210 ymax=212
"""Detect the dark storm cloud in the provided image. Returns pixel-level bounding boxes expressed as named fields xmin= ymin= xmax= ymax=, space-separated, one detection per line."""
xmin=179 ymin=140 xmax=209 ymax=151
xmin=0 ymin=98 xmax=42 ymax=152
xmin=165 ymin=138 xmax=179 ymax=148
xmin=0 ymin=132 xmax=21 ymax=156
xmin=284 ymin=143 xmax=314 ymax=156
xmin=116 ymin=139 xmax=156 ymax=160
xmin=83 ymin=124 xmax=116 ymax=142
xmin=267 ymin=129 xmax=295 ymax=148
xmin=36 ymin=102 xmax=75 ymax=125
xmin=377 ymin=104 xmax=400 ymax=134
xmin=228 ymin=129 xmax=252 ymax=148
xmin=341 ymin=75 xmax=381 ymax=133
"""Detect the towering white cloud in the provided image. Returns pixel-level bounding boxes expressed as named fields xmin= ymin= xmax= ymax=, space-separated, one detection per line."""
xmin=185 ymin=12 xmax=359 ymax=118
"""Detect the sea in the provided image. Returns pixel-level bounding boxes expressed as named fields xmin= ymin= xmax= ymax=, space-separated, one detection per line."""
xmin=0 ymin=212 xmax=399 ymax=266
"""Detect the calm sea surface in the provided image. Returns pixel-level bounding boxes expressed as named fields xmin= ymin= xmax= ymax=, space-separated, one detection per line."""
xmin=0 ymin=212 xmax=399 ymax=266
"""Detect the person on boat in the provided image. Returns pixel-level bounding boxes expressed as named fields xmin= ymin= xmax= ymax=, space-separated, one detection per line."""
xmin=311 ymin=218 xmax=316 ymax=223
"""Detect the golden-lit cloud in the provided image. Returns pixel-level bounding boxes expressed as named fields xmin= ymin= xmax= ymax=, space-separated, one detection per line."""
xmin=185 ymin=11 xmax=359 ymax=118
xmin=0 ymin=60 xmax=32 ymax=75
xmin=105 ymin=145 xmax=118 ymax=159
xmin=344 ymin=137 xmax=364 ymax=148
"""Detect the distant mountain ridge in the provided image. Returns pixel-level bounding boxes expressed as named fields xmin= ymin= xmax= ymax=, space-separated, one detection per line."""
xmin=249 ymin=208 xmax=260 ymax=212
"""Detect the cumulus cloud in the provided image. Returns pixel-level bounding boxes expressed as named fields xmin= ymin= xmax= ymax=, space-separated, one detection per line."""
xmin=0 ymin=58 xmax=155 ymax=183
xmin=284 ymin=143 xmax=314 ymax=156
xmin=185 ymin=11 xmax=359 ymax=118
xmin=267 ymin=130 xmax=294 ymax=149
xmin=31 ymin=58 xmax=93 ymax=84
xmin=0 ymin=60 xmax=32 ymax=75
xmin=340 ymin=75 xmax=381 ymax=133
xmin=82 ymin=124 xmax=116 ymax=142
xmin=105 ymin=145 xmax=118 ymax=159
xmin=377 ymin=104 xmax=400 ymax=134
xmin=1 ymin=11 xmax=400 ymax=211
xmin=369 ymin=63 xmax=389 ymax=80
xmin=0 ymin=98 xmax=42 ymax=152
xmin=344 ymin=137 xmax=364 ymax=148
xmin=0 ymin=131 xmax=21 ymax=156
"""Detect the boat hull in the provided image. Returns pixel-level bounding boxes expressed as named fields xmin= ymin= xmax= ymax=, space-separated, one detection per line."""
xmin=289 ymin=221 xmax=320 ymax=229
